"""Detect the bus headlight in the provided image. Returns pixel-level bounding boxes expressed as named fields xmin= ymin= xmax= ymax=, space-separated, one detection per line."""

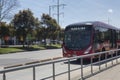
xmin=84 ymin=46 xmax=92 ymax=54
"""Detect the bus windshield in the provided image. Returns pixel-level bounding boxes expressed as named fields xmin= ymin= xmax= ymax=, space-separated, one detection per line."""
xmin=64 ymin=25 xmax=93 ymax=50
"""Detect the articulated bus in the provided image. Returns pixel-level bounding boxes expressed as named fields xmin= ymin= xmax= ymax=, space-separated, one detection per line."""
xmin=62 ymin=21 xmax=120 ymax=58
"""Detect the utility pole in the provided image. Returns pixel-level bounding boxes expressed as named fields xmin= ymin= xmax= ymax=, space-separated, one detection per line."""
xmin=49 ymin=0 xmax=66 ymax=41
xmin=49 ymin=0 xmax=66 ymax=25
xmin=57 ymin=0 xmax=60 ymax=25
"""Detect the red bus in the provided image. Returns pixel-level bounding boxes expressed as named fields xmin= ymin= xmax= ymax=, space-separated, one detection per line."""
xmin=62 ymin=21 xmax=120 ymax=57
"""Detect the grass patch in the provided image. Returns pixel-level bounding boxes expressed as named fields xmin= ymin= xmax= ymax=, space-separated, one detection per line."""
xmin=32 ymin=45 xmax=46 ymax=50
xmin=41 ymin=44 xmax=61 ymax=49
xmin=0 ymin=47 xmax=23 ymax=54
xmin=0 ymin=44 xmax=61 ymax=54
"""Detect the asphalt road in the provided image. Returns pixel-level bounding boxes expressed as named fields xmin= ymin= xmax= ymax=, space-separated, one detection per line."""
xmin=1 ymin=61 xmax=82 ymax=80
xmin=1 ymin=57 xmax=119 ymax=80
xmin=0 ymin=49 xmax=120 ymax=80
xmin=0 ymin=49 xmax=62 ymax=67
xmin=0 ymin=49 xmax=82 ymax=80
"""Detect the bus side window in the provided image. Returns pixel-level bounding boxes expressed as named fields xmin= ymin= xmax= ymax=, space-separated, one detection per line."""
xmin=94 ymin=29 xmax=99 ymax=43
xmin=111 ymin=30 xmax=117 ymax=48
xmin=94 ymin=26 xmax=105 ymax=44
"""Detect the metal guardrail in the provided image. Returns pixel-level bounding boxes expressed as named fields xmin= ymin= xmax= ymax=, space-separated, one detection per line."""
xmin=0 ymin=49 xmax=120 ymax=80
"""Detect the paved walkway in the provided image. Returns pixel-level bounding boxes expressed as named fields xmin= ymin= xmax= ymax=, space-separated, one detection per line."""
xmin=86 ymin=64 xmax=120 ymax=80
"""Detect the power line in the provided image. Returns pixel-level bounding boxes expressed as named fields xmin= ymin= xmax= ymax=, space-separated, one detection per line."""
xmin=49 ymin=0 xmax=66 ymax=41
xmin=49 ymin=0 xmax=66 ymax=25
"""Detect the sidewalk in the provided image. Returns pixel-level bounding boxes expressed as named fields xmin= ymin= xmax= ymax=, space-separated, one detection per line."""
xmin=86 ymin=64 xmax=120 ymax=80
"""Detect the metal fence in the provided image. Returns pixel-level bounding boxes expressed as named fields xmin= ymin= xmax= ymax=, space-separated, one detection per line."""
xmin=0 ymin=49 xmax=120 ymax=80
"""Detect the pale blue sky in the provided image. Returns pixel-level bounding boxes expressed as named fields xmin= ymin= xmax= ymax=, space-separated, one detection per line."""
xmin=14 ymin=0 xmax=120 ymax=28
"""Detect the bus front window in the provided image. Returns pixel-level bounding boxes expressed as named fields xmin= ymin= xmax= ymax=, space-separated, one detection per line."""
xmin=64 ymin=26 xmax=92 ymax=50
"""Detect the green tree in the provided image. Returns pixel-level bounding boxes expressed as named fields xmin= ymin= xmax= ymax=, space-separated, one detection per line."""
xmin=0 ymin=0 xmax=19 ymax=47
xmin=12 ymin=9 xmax=38 ymax=47
xmin=33 ymin=18 xmax=41 ymax=41
xmin=9 ymin=23 xmax=16 ymax=38
xmin=59 ymin=28 xmax=64 ymax=41
xmin=0 ymin=22 xmax=10 ymax=45
xmin=41 ymin=14 xmax=61 ymax=42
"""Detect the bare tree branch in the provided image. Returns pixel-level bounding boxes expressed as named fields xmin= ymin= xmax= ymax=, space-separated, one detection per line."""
xmin=0 ymin=0 xmax=19 ymax=22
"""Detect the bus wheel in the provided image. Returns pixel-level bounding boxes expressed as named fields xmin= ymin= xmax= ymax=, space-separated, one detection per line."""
xmin=77 ymin=58 xmax=90 ymax=64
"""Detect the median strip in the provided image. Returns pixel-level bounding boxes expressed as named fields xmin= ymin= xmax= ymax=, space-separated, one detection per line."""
xmin=4 ymin=64 xmax=23 ymax=69
xmin=25 ymin=61 xmax=40 ymax=65
xmin=3 ymin=57 xmax=63 ymax=69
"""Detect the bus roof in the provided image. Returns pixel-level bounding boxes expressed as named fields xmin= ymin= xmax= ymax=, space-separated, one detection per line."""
xmin=66 ymin=21 xmax=119 ymax=30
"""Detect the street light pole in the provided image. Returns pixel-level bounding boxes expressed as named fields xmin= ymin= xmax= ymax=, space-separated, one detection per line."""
xmin=108 ymin=9 xmax=113 ymax=24
xmin=49 ymin=6 xmax=52 ymax=17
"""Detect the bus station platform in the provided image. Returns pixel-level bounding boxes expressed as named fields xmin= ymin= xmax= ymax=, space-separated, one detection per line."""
xmin=86 ymin=64 xmax=120 ymax=80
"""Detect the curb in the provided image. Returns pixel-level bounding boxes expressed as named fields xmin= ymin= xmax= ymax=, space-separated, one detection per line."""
xmin=3 ymin=57 xmax=63 ymax=69
xmin=4 ymin=64 xmax=23 ymax=69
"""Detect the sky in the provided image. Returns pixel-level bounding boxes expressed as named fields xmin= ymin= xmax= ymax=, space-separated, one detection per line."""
xmin=13 ymin=0 xmax=120 ymax=28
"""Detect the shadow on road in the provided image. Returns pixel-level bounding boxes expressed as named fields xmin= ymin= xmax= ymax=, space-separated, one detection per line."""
xmin=64 ymin=59 xmax=91 ymax=65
